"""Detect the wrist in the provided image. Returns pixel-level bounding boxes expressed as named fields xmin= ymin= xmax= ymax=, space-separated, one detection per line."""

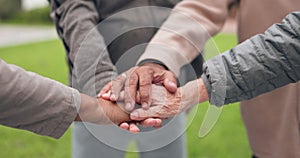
xmin=77 ymin=94 xmax=110 ymax=124
xmin=180 ymin=79 xmax=207 ymax=110
xmin=139 ymin=59 xmax=168 ymax=70
xmin=197 ymin=78 xmax=209 ymax=103
xmin=97 ymin=98 xmax=131 ymax=125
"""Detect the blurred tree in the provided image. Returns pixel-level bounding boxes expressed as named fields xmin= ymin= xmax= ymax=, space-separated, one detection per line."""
xmin=0 ymin=0 xmax=22 ymax=20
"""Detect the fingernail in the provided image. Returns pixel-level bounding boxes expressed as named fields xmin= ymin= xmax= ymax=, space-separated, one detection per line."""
xmin=110 ymin=94 xmax=116 ymax=101
xmin=131 ymin=111 xmax=139 ymax=118
xmin=102 ymin=93 xmax=110 ymax=98
xmin=142 ymin=103 xmax=148 ymax=109
xmin=125 ymin=103 xmax=132 ymax=110
xmin=169 ymin=81 xmax=177 ymax=88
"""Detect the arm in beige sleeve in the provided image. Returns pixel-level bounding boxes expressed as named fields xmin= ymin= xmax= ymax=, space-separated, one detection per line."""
xmin=138 ymin=0 xmax=233 ymax=76
xmin=0 ymin=59 xmax=81 ymax=139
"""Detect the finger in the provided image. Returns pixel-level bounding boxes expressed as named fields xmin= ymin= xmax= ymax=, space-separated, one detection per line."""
xmin=102 ymin=90 xmax=111 ymax=100
xmin=118 ymin=91 xmax=125 ymax=101
xmin=140 ymin=118 xmax=157 ymax=127
xmin=130 ymin=106 xmax=162 ymax=121
xmin=111 ymin=74 xmax=127 ymax=101
xmin=138 ymin=69 xmax=153 ymax=110
xmin=129 ymin=123 xmax=140 ymax=134
xmin=153 ymin=118 xmax=162 ymax=128
xmin=140 ymin=118 xmax=162 ymax=127
xmin=98 ymin=82 xmax=112 ymax=98
xmin=119 ymin=122 xmax=130 ymax=131
xmin=135 ymin=91 xmax=141 ymax=104
xmin=124 ymin=72 xmax=138 ymax=111
xmin=163 ymin=71 xmax=177 ymax=93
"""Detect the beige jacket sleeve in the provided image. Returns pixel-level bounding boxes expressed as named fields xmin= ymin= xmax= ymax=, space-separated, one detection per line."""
xmin=0 ymin=59 xmax=81 ymax=139
xmin=138 ymin=0 xmax=232 ymax=76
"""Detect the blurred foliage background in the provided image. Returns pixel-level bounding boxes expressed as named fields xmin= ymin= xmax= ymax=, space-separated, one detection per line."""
xmin=0 ymin=0 xmax=22 ymax=20
xmin=0 ymin=0 xmax=52 ymax=25
xmin=5 ymin=6 xmax=52 ymax=25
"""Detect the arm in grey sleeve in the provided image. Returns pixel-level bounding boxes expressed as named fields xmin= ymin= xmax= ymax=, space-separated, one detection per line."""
xmin=202 ymin=12 xmax=300 ymax=106
xmin=50 ymin=0 xmax=116 ymax=96
xmin=0 ymin=59 xmax=81 ymax=139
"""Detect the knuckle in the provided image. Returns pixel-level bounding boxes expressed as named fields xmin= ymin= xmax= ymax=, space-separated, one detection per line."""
xmin=128 ymin=76 xmax=138 ymax=86
xmin=125 ymin=92 xmax=135 ymax=101
xmin=139 ymin=88 xmax=150 ymax=99
xmin=139 ymin=79 xmax=151 ymax=87
xmin=140 ymin=94 xmax=150 ymax=101
xmin=166 ymin=71 xmax=176 ymax=79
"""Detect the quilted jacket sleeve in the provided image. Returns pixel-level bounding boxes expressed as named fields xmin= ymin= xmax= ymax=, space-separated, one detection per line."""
xmin=202 ymin=12 xmax=300 ymax=106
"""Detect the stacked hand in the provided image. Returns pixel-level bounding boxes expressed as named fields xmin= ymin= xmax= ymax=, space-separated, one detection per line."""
xmin=99 ymin=63 xmax=178 ymax=110
xmin=97 ymin=62 xmax=209 ymax=133
xmin=130 ymin=79 xmax=209 ymax=120
xmin=75 ymin=94 xmax=130 ymax=125
xmin=98 ymin=63 xmax=176 ymax=132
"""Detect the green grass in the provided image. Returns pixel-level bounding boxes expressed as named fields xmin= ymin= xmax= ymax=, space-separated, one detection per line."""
xmin=0 ymin=34 xmax=251 ymax=158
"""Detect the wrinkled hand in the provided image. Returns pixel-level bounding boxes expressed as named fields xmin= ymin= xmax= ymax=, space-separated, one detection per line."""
xmin=98 ymin=94 xmax=163 ymax=132
xmin=130 ymin=79 xmax=209 ymax=120
xmin=99 ymin=63 xmax=177 ymax=111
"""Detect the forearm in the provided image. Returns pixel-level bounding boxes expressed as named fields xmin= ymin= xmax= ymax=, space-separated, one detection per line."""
xmin=202 ymin=12 xmax=300 ymax=106
xmin=0 ymin=59 xmax=129 ymax=138
xmin=0 ymin=59 xmax=80 ymax=139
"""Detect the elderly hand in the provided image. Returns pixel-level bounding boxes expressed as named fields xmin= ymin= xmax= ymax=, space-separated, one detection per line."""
xmin=99 ymin=63 xmax=177 ymax=111
xmin=130 ymin=79 xmax=209 ymax=120
xmin=77 ymin=95 xmax=162 ymax=133
xmin=95 ymin=94 xmax=163 ymax=133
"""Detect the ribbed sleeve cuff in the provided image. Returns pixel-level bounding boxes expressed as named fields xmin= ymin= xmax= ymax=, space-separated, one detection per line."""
xmin=202 ymin=54 xmax=227 ymax=107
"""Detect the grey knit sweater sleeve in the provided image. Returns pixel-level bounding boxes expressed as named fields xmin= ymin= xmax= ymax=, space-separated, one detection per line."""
xmin=50 ymin=0 xmax=117 ymax=96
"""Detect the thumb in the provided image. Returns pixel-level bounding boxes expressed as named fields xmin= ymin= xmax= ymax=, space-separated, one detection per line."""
xmin=163 ymin=71 xmax=177 ymax=93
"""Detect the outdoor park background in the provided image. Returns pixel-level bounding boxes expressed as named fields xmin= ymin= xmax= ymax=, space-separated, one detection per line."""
xmin=0 ymin=0 xmax=251 ymax=157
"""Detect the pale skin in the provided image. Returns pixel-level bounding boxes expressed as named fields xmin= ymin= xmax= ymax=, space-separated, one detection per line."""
xmin=100 ymin=63 xmax=209 ymax=130
xmin=76 ymin=94 xmax=162 ymax=133
xmin=75 ymin=94 xmax=130 ymax=125
xmin=98 ymin=62 xmax=178 ymax=130
xmin=99 ymin=63 xmax=178 ymax=111
xmin=130 ymin=79 xmax=209 ymax=121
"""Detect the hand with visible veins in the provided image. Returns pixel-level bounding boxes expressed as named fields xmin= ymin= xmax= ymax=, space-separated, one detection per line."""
xmin=129 ymin=79 xmax=209 ymax=121
xmin=98 ymin=62 xmax=177 ymax=131
xmin=96 ymin=94 xmax=163 ymax=133
xmin=99 ymin=63 xmax=178 ymax=111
